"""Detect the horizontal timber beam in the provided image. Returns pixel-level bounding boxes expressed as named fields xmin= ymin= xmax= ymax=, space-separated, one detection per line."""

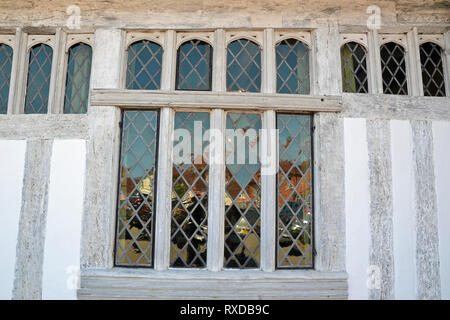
xmin=90 ymin=89 xmax=342 ymax=113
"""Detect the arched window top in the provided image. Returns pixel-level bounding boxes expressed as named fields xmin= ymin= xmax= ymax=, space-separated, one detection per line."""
xmin=340 ymin=41 xmax=368 ymax=93
xmin=420 ymin=42 xmax=446 ymax=97
xmin=64 ymin=42 xmax=93 ymax=114
xmin=126 ymin=40 xmax=163 ymax=90
xmin=176 ymin=39 xmax=213 ymax=91
xmin=227 ymin=39 xmax=261 ymax=93
xmin=276 ymin=38 xmax=310 ymax=94
xmin=0 ymin=43 xmax=13 ymax=114
xmin=380 ymin=42 xmax=408 ymax=95
xmin=25 ymin=43 xmax=53 ymax=114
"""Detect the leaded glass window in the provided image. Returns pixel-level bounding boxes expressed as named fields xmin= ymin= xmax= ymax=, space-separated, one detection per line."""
xmin=176 ymin=40 xmax=212 ymax=91
xmin=227 ymin=39 xmax=261 ymax=92
xmin=341 ymin=42 xmax=368 ymax=93
xmin=380 ymin=42 xmax=408 ymax=95
xmin=24 ymin=43 xmax=53 ymax=114
xmin=224 ymin=113 xmax=261 ymax=268
xmin=0 ymin=43 xmax=13 ymax=114
xmin=170 ymin=112 xmax=210 ymax=268
xmin=126 ymin=40 xmax=162 ymax=90
xmin=63 ymin=43 xmax=92 ymax=114
xmin=277 ymin=114 xmax=313 ymax=268
xmin=420 ymin=42 xmax=446 ymax=97
xmin=115 ymin=111 xmax=158 ymax=266
xmin=276 ymin=39 xmax=310 ymax=94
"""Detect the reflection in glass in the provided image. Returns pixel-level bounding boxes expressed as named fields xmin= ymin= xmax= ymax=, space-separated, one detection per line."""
xmin=115 ymin=111 xmax=158 ymax=266
xmin=224 ymin=113 xmax=261 ymax=268
xmin=176 ymin=40 xmax=212 ymax=91
xmin=63 ymin=43 xmax=92 ymax=114
xmin=380 ymin=42 xmax=408 ymax=95
xmin=227 ymin=39 xmax=261 ymax=92
xmin=277 ymin=114 xmax=313 ymax=268
xmin=170 ymin=112 xmax=210 ymax=268
xmin=341 ymin=42 xmax=368 ymax=93
xmin=0 ymin=43 xmax=13 ymax=114
xmin=126 ymin=40 xmax=162 ymax=90
xmin=24 ymin=44 xmax=53 ymax=114
xmin=420 ymin=42 xmax=446 ymax=97
xmin=276 ymin=39 xmax=310 ymax=94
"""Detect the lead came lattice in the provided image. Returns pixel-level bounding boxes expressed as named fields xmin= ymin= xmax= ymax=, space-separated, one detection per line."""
xmin=0 ymin=43 xmax=13 ymax=114
xmin=420 ymin=42 xmax=446 ymax=97
xmin=380 ymin=42 xmax=408 ymax=95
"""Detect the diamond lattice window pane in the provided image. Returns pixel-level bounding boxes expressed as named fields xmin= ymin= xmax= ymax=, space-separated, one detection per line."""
xmin=276 ymin=39 xmax=310 ymax=94
xmin=277 ymin=114 xmax=313 ymax=268
xmin=115 ymin=111 xmax=158 ymax=266
xmin=170 ymin=112 xmax=210 ymax=268
xmin=224 ymin=113 xmax=261 ymax=269
xmin=24 ymin=44 xmax=53 ymax=114
xmin=176 ymin=40 xmax=212 ymax=91
xmin=227 ymin=39 xmax=261 ymax=92
xmin=63 ymin=43 xmax=92 ymax=114
xmin=341 ymin=42 xmax=368 ymax=93
xmin=126 ymin=40 xmax=162 ymax=90
xmin=0 ymin=43 xmax=13 ymax=114
xmin=380 ymin=42 xmax=408 ymax=95
xmin=420 ymin=42 xmax=446 ymax=97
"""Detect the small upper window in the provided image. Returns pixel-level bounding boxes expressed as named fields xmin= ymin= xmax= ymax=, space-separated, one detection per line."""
xmin=340 ymin=42 xmax=368 ymax=93
xmin=176 ymin=40 xmax=212 ymax=91
xmin=24 ymin=43 xmax=53 ymax=114
xmin=276 ymin=39 xmax=310 ymax=94
xmin=0 ymin=43 xmax=13 ymax=114
xmin=380 ymin=42 xmax=408 ymax=95
xmin=227 ymin=39 xmax=261 ymax=92
xmin=420 ymin=42 xmax=446 ymax=97
xmin=126 ymin=40 xmax=163 ymax=90
xmin=63 ymin=43 xmax=92 ymax=114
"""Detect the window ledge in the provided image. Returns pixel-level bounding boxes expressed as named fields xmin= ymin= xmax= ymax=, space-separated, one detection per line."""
xmin=90 ymin=89 xmax=343 ymax=113
xmin=78 ymin=268 xmax=348 ymax=300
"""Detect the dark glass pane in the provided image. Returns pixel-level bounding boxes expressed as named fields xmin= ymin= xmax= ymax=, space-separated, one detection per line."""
xmin=170 ymin=112 xmax=210 ymax=268
xmin=24 ymin=44 xmax=53 ymax=114
xmin=0 ymin=43 xmax=13 ymax=114
xmin=277 ymin=114 xmax=313 ymax=268
xmin=420 ymin=42 xmax=446 ymax=97
xmin=115 ymin=111 xmax=158 ymax=266
xmin=276 ymin=39 xmax=310 ymax=94
xmin=341 ymin=42 xmax=368 ymax=93
xmin=176 ymin=40 xmax=212 ymax=90
xmin=224 ymin=113 xmax=261 ymax=268
xmin=126 ymin=40 xmax=162 ymax=90
xmin=63 ymin=43 xmax=92 ymax=114
xmin=227 ymin=39 xmax=261 ymax=92
xmin=380 ymin=42 xmax=408 ymax=95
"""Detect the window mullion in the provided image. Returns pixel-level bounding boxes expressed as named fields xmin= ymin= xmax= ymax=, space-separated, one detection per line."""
xmin=206 ymin=109 xmax=226 ymax=271
xmin=161 ymin=30 xmax=176 ymax=91
xmin=262 ymin=28 xmax=275 ymax=94
xmin=212 ymin=29 xmax=226 ymax=92
xmin=407 ymin=27 xmax=423 ymax=96
xmin=47 ymin=28 xmax=63 ymax=114
xmin=260 ymin=110 xmax=277 ymax=272
xmin=154 ymin=107 xmax=175 ymax=271
xmin=443 ymin=31 xmax=450 ymax=97
xmin=368 ymin=30 xmax=383 ymax=94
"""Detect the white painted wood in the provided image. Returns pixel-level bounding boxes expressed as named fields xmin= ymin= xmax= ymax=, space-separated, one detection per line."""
xmin=344 ymin=118 xmax=370 ymax=300
xmin=444 ymin=31 xmax=450 ymax=97
xmin=7 ymin=29 xmax=22 ymax=115
xmin=275 ymin=31 xmax=311 ymax=47
xmin=154 ymin=107 xmax=175 ymax=271
xmin=176 ymin=31 xmax=214 ymax=48
xmin=125 ymin=32 xmax=164 ymax=47
xmin=161 ymin=30 xmax=176 ymax=91
xmin=391 ymin=120 xmax=417 ymax=299
xmin=262 ymin=29 xmax=275 ymax=94
xmin=368 ymin=30 xmax=383 ymax=94
xmin=225 ymin=31 xmax=263 ymax=46
xmin=50 ymin=28 xmax=67 ymax=114
xmin=43 ymin=140 xmax=85 ymax=299
xmin=407 ymin=28 xmax=423 ymax=96
xmin=12 ymin=30 xmax=29 ymax=114
xmin=206 ymin=109 xmax=225 ymax=271
xmin=432 ymin=121 xmax=450 ymax=300
xmin=212 ymin=29 xmax=226 ymax=92
xmin=90 ymin=89 xmax=342 ymax=112
xmin=0 ymin=140 xmax=26 ymax=299
xmin=260 ymin=110 xmax=277 ymax=272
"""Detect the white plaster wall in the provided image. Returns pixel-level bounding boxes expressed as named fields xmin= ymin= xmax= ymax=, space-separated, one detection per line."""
xmin=391 ymin=120 xmax=417 ymax=299
xmin=0 ymin=140 xmax=26 ymax=299
xmin=432 ymin=121 xmax=450 ymax=300
xmin=344 ymin=118 xmax=370 ymax=300
xmin=42 ymin=140 xmax=86 ymax=300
